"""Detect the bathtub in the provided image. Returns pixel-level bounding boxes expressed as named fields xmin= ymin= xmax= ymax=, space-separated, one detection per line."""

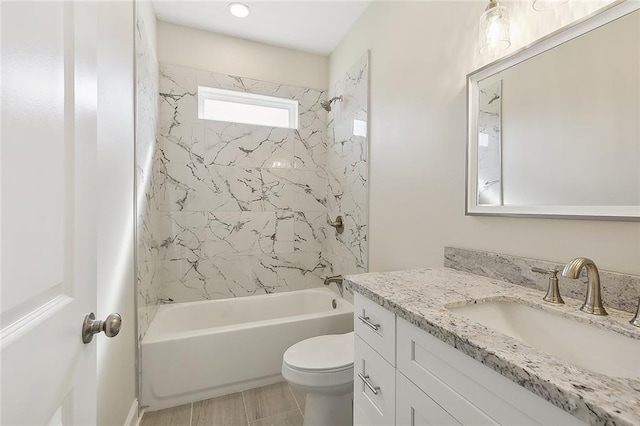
xmin=140 ymin=287 xmax=354 ymax=411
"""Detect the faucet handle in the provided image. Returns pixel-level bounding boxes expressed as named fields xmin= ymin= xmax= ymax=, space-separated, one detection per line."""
xmin=532 ymin=267 xmax=558 ymax=277
xmin=631 ymin=298 xmax=640 ymax=328
xmin=531 ymin=268 xmax=564 ymax=305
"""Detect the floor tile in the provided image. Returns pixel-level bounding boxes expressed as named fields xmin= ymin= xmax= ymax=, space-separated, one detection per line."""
xmin=288 ymin=385 xmax=306 ymax=414
xmin=243 ymin=382 xmax=299 ymax=421
xmin=140 ymin=403 xmax=191 ymax=426
xmin=249 ymin=410 xmax=304 ymax=426
xmin=192 ymin=392 xmax=248 ymax=426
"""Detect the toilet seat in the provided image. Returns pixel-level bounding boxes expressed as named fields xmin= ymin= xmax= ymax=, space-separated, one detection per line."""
xmin=283 ymin=332 xmax=354 ymax=373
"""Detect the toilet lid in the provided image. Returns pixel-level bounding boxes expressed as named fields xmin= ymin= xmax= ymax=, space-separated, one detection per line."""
xmin=283 ymin=332 xmax=354 ymax=372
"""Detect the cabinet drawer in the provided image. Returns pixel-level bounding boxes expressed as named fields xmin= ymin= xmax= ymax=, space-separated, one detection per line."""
xmin=354 ymin=293 xmax=396 ymax=364
xmin=397 ymin=318 xmax=584 ymax=425
xmin=396 ymin=372 xmax=460 ymax=426
xmin=354 ymin=335 xmax=395 ymax=425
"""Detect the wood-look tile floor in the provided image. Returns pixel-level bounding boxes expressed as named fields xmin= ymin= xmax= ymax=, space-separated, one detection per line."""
xmin=140 ymin=382 xmax=306 ymax=426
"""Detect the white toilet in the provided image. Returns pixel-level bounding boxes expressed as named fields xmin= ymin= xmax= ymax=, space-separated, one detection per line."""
xmin=282 ymin=332 xmax=354 ymax=426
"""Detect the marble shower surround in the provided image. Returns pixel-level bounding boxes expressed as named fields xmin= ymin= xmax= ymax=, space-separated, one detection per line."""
xmin=135 ymin=12 xmax=161 ymax=341
xmin=156 ymin=63 xmax=332 ymax=302
xmin=445 ymin=246 xmax=640 ymax=313
xmin=326 ymin=54 xmax=369 ymax=278
xmin=476 ymin=81 xmax=501 ymax=205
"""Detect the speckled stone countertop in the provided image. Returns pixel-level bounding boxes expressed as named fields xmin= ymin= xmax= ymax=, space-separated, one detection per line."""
xmin=345 ymin=268 xmax=640 ymax=426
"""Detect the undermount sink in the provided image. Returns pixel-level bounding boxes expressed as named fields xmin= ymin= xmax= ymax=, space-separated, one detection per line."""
xmin=448 ymin=300 xmax=640 ymax=379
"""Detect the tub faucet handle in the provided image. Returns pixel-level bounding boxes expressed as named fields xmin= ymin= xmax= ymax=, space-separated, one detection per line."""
xmin=532 ymin=267 xmax=564 ymax=305
xmin=329 ymin=215 xmax=344 ymax=234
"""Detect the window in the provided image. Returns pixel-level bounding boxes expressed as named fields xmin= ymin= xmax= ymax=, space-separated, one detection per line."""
xmin=353 ymin=119 xmax=367 ymax=137
xmin=197 ymin=86 xmax=298 ymax=129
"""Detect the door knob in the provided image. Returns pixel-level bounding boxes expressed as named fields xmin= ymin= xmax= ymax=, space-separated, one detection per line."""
xmin=82 ymin=312 xmax=122 ymax=344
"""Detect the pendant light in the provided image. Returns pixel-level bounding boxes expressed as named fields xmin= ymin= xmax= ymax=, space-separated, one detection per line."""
xmin=479 ymin=0 xmax=511 ymax=55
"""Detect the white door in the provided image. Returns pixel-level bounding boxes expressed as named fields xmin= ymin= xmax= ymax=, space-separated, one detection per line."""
xmin=2 ymin=1 xmax=99 ymax=424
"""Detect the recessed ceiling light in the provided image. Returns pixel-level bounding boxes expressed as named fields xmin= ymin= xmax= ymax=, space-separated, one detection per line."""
xmin=229 ymin=3 xmax=250 ymax=18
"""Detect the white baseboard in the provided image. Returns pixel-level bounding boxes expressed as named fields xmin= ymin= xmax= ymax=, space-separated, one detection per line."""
xmin=124 ymin=399 xmax=140 ymax=426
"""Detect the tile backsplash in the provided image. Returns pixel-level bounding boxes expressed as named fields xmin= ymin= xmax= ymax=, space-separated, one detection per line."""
xmin=445 ymin=247 xmax=640 ymax=313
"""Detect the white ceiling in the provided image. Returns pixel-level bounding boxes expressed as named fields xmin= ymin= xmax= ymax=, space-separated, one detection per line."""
xmin=151 ymin=1 xmax=371 ymax=56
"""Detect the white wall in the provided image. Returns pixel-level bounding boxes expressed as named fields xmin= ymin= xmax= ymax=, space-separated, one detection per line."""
xmin=97 ymin=1 xmax=136 ymax=425
xmin=329 ymin=1 xmax=640 ymax=276
xmin=157 ymin=20 xmax=328 ymax=90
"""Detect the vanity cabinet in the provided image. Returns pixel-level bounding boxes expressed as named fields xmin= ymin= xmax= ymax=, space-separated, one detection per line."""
xmin=353 ymin=294 xmax=585 ymax=426
xmin=353 ymin=294 xmax=396 ymax=425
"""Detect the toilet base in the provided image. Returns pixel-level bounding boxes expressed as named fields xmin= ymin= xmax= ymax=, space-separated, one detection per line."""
xmin=303 ymin=392 xmax=353 ymax=426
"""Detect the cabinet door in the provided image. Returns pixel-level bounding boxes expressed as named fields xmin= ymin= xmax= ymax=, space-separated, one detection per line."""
xmin=354 ymin=402 xmax=375 ymax=426
xmin=397 ymin=318 xmax=584 ymax=425
xmin=396 ymin=373 xmax=461 ymax=426
xmin=354 ymin=336 xmax=396 ymax=425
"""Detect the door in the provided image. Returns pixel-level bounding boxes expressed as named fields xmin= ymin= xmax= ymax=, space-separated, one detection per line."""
xmin=1 ymin=1 xmax=99 ymax=424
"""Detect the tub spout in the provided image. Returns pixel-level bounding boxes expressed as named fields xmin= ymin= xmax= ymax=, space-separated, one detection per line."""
xmin=324 ymin=275 xmax=344 ymax=297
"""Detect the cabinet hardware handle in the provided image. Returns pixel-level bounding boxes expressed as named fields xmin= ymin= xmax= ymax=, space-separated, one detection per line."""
xmin=358 ymin=315 xmax=380 ymax=331
xmin=358 ymin=373 xmax=380 ymax=395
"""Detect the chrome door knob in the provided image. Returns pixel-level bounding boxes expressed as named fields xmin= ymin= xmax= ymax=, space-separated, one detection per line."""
xmin=82 ymin=312 xmax=122 ymax=344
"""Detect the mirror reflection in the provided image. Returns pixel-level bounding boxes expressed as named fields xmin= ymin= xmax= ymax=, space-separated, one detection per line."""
xmin=474 ymin=8 xmax=639 ymax=210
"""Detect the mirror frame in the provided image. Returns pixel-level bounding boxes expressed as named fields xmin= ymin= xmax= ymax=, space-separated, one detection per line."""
xmin=466 ymin=0 xmax=640 ymax=221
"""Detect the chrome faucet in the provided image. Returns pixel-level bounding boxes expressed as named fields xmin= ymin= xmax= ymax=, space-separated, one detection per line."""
xmin=324 ymin=275 xmax=344 ymax=296
xmin=562 ymin=257 xmax=608 ymax=316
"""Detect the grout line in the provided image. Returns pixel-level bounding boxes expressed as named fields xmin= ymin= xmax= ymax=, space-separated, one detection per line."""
xmin=241 ymin=391 xmax=251 ymax=426
xmin=247 ymin=409 xmax=302 ymax=425
xmin=287 ymin=383 xmax=303 ymax=413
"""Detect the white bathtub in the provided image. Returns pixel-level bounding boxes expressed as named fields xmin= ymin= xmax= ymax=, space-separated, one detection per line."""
xmin=141 ymin=287 xmax=354 ymax=411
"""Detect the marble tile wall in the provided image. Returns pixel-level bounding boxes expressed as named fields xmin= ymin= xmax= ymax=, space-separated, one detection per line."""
xmin=444 ymin=246 xmax=640 ymax=313
xmin=135 ymin=12 xmax=161 ymax=341
xmin=156 ymin=64 xmax=332 ymax=302
xmin=325 ymin=54 xmax=369 ymax=279
xmin=477 ymin=80 xmax=502 ymax=206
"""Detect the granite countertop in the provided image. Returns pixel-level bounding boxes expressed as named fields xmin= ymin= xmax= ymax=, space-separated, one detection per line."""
xmin=345 ymin=267 xmax=640 ymax=426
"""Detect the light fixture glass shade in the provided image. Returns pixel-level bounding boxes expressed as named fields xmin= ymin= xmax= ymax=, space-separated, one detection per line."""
xmin=479 ymin=1 xmax=511 ymax=55
xmin=532 ymin=0 xmax=569 ymax=11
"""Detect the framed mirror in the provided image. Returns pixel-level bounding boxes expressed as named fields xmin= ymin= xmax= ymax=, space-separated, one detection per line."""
xmin=466 ymin=1 xmax=640 ymax=220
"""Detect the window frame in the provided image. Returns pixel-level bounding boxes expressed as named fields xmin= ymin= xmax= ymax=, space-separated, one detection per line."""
xmin=197 ymin=86 xmax=299 ymax=129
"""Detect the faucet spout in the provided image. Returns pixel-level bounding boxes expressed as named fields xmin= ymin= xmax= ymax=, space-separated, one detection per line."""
xmin=562 ymin=257 xmax=607 ymax=316
xmin=324 ymin=275 xmax=344 ymax=296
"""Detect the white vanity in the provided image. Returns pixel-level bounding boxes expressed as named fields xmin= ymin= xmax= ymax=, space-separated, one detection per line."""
xmin=347 ymin=268 xmax=640 ymax=426
xmin=353 ymin=294 xmax=581 ymax=425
